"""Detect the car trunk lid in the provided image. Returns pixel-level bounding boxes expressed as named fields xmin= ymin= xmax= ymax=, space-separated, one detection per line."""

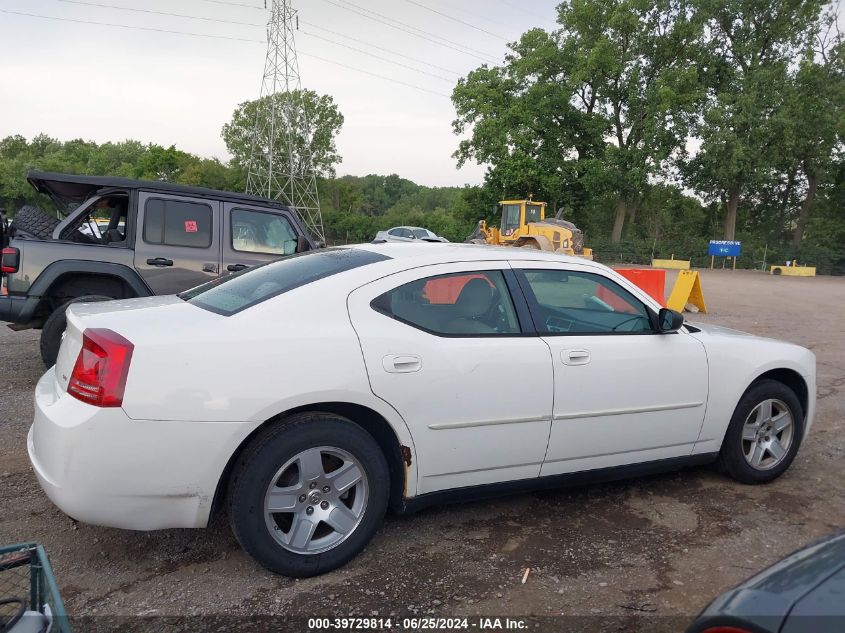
xmin=54 ymin=295 xmax=217 ymax=394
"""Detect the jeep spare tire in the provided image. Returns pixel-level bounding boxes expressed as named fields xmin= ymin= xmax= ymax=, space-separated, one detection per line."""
xmin=40 ymin=295 xmax=114 ymax=367
xmin=10 ymin=205 xmax=61 ymax=240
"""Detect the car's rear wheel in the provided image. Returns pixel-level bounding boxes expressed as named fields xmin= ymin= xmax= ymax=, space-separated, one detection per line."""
xmin=40 ymin=295 xmax=114 ymax=367
xmin=228 ymin=412 xmax=389 ymax=577
xmin=719 ymin=379 xmax=804 ymax=484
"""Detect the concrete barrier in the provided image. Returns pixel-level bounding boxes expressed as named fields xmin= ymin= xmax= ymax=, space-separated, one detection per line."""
xmin=652 ymin=257 xmax=691 ymax=270
xmin=771 ymin=265 xmax=816 ymax=277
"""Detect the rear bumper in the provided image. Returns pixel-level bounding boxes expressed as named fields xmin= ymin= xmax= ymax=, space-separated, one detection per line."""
xmin=28 ymin=367 xmax=251 ymax=530
xmin=0 ymin=294 xmax=33 ymax=324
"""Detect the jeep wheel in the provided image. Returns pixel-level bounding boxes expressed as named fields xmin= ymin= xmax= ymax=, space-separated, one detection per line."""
xmin=40 ymin=295 xmax=114 ymax=367
xmin=9 ymin=205 xmax=60 ymax=240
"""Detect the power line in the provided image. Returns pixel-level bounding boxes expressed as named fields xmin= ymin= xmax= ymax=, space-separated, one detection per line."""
xmin=299 ymin=20 xmax=462 ymax=75
xmin=41 ymin=0 xmax=466 ymax=78
xmin=300 ymin=51 xmax=451 ymax=97
xmin=495 ymin=0 xmax=556 ymax=23
xmin=193 ymin=0 xmax=266 ymax=9
xmin=338 ymin=0 xmax=500 ymax=59
xmin=300 ymin=29 xmax=454 ymax=82
xmin=45 ymin=0 xmax=265 ymax=27
xmin=0 ymin=8 xmax=452 ymax=98
xmin=319 ymin=0 xmax=499 ymax=63
xmin=427 ymin=0 xmax=514 ymax=31
xmin=0 ymin=8 xmax=265 ymax=42
xmin=402 ymin=0 xmax=505 ymax=40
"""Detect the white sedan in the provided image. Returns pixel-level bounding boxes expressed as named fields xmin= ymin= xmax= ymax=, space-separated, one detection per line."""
xmin=374 ymin=226 xmax=447 ymax=242
xmin=28 ymin=244 xmax=816 ymax=577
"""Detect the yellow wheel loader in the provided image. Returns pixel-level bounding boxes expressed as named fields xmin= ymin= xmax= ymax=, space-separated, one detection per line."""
xmin=466 ymin=199 xmax=593 ymax=259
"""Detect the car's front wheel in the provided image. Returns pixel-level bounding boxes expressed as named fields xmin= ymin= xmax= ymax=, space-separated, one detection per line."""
xmin=719 ymin=379 xmax=804 ymax=484
xmin=228 ymin=412 xmax=389 ymax=577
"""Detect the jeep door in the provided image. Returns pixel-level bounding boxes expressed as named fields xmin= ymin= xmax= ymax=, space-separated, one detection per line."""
xmin=222 ymin=203 xmax=303 ymax=273
xmin=133 ymin=192 xmax=221 ymax=294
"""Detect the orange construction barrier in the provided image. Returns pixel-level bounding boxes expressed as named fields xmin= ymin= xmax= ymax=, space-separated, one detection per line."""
xmin=612 ymin=268 xmax=666 ymax=305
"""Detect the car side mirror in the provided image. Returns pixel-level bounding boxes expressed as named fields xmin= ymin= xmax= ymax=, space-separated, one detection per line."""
xmin=296 ymin=235 xmax=310 ymax=252
xmin=658 ymin=308 xmax=684 ymax=332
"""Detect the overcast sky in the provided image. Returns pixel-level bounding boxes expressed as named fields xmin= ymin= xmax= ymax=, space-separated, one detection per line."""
xmin=0 ymin=0 xmax=560 ymax=187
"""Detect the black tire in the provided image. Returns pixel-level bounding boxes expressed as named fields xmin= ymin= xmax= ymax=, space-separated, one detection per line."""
xmin=40 ymin=295 xmax=114 ymax=367
xmin=228 ymin=412 xmax=390 ymax=577
xmin=719 ymin=379 xmax=804 ymax=484
xmin=9 ymin=205 xmax=60 ymax=240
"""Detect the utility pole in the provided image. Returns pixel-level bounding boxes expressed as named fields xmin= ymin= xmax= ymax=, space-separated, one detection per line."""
xmin=246 ymin=0 xmax=324 ymax=242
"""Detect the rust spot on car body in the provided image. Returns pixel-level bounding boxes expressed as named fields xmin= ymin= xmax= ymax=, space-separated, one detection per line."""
xmin=400 ymin=445 xmax=412 ymax=466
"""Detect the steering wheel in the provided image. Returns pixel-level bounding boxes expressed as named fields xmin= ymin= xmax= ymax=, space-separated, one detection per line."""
xmin=611 ymin=315 xmax=649 ymax=332
xmin=0 ymin=598 xmax=26 ymax=633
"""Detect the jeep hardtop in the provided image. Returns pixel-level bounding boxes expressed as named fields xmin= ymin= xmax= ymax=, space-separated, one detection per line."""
xmin=1 ymin=170 xmax=318 ymax=365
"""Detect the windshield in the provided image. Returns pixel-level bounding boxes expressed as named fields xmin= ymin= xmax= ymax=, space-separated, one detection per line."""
xmin=526 ymin=204 xmax=542 ymax=223
xmin=411 ymin=228 xmax=431 ymax=239
xmin=181 ymin=248 xmax=390 ymax=316
xmin=501 ymin=204 xmax=521 ymax=235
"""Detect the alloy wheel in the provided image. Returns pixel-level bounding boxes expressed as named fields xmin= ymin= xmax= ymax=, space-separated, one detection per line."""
xmin=741 ymin=398 xmax=794 ymax=471
xmin=263 ymin=446 xmax=368 ymax=555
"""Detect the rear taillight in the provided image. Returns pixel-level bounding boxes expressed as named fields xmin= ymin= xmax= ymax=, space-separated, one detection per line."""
xmin=1 ymin=247 xmax=19 ymax=273
xmin=67 ymin=328 xmax=134 ymax=407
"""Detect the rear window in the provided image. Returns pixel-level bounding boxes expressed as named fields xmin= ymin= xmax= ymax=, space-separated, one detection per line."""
xmin=181 ymin=248 xmax=390 ymax=316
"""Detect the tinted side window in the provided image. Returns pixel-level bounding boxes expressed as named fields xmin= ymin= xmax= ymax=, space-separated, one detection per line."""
xmin=372 ymin=271 xmax=520 ymax=336
xmin=144 ymin=199 xmax=213 ymax=248
xmin=520 ymin=269 xmax=652 ymax=334
xmin=231 ymin=209 xmax=297 ymax=255
xmin=183 ymin=248 xmax=390 ymax=316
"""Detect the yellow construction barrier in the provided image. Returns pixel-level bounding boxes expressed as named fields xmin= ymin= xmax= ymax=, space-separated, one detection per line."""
xmin=771 ymin=265 xmax=816 ymax=277
xmin=667 ymin=270 xmax=707 ymax=313
xmin=652 ymin=256 xmax=691 ymax=270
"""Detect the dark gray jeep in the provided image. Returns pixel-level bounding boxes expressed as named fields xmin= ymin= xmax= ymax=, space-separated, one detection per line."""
xmin=1 ymin=171 xmax=318 ymax=366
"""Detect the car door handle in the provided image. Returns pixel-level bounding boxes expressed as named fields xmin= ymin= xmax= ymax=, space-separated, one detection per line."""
xmin=562 ymin=349 xmax=591 ymax=366
xmin=146 ymin=257 xmax=173 ymax=267
xmin=382 ymin=354 xmax=422 ymax=373
xmin=227 ymin=264 xmax=249 ymax=272
xmin=202 ymin=263 xmax=218 ymax=273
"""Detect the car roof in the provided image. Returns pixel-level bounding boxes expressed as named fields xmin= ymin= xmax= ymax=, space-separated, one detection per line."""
xmin=352 ymin=241 xmax=589 ymax=266
xmin=27 ymin=170 xmax=296 ymax=211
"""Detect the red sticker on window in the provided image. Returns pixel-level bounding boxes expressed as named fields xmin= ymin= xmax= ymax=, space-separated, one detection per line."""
xmin=184 ymin=220 xmax=198 ymax=233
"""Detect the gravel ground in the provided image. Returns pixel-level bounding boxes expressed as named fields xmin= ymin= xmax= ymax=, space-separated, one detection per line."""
xmin=1 ymin=268 xmax=844 ymax=632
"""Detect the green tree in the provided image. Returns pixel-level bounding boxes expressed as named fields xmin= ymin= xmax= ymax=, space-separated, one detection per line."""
xmin=784 ymin=20 xmax=844 ymax=247
xmin=685 ymin=0 xmax=825 ymax=240
xmin=221 ymin=89 xmax=344 ymax=178
xmin=453 ymin=0 xmax=703 ymax=242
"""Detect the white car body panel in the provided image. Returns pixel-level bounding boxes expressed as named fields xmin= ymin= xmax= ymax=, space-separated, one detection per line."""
xmin=686 ymin=322 xmax=816 ymax=454
xmin=348 ymin=260 xmax=554 ymax=494
xmin=28 ymin=243 xmax=816 ymax=532
xmin=512 ymin=261 xmax=710 ymax=476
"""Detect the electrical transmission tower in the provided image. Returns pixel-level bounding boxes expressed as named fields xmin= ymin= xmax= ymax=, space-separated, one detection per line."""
xmin=246 ymin=0 xmax=324 ymax=241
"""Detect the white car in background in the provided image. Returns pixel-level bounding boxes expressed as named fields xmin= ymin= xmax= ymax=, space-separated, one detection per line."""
xmin=28 ymin=244 xmax=815 ymax=577
xmin=374 ymin=226 xmax=447 ymax=242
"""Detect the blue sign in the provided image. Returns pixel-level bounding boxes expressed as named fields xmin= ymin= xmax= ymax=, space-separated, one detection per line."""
xmin=709 ymin=240 xmax=741 ymax=257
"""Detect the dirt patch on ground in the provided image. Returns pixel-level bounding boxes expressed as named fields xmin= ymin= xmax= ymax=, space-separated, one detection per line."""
xmin=1 ymin=269 xmax=844 ymax=630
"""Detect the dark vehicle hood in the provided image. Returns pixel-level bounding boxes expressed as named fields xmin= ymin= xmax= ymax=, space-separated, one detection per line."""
xmin=27 ymin=170 xmax=112 ymax=214
xmin=689 ymin=530 xmax=845 ymax=633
